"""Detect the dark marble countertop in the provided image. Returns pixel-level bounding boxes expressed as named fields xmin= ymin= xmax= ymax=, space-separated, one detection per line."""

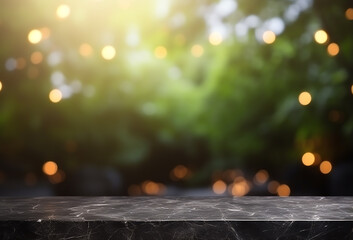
xmin=1 ymin=196 xmax=352 ymax=222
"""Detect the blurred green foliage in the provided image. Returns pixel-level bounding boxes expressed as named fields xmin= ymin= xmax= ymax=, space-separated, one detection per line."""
xmin=0 ymin=0 xmax=352 ymax=184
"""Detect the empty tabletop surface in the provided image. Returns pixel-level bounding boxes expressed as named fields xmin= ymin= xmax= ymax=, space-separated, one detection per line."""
xmin=0 ymin=196 xmax=352 ymax=221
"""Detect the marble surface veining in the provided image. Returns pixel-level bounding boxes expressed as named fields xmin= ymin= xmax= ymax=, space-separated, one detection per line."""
xmin=0 ymin=197 xmax=353 ymax=239
xmin=0 ymin=196 xmax=352 ymax=221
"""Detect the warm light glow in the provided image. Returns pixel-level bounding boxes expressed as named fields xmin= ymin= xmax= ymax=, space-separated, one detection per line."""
xmin=314 ymin=30 xmax=328 ymax=44
xmin=170 ymin=165 xmax=188 ymax=180
xmin=0 ymin=81 xmax=2 ymax=92
xmin=42 ymin=161 xmax=58 ymax=176
xmin=209 ymin=32 xmax=223 ymax=46
xmin=56 ymin=4 xmax=71 ymax=19
xmin=28 ymin=29 xmax=42 ymax=44
xmin=101 ymin=45 xmax=116 ymax=60
xmin=320 ymin=161 xmax=332 ymax=174
xmin=231 ymin=182 xmax=249 ymax=197
xmin=191 ymin=44 xmax=204 ymax=57
xmin=267 ymin=181 xmax=280 ymax=194
xmin=298 ymin=91 xmax=312 ymax=105
xmin=79 ymin=43 xmax=93 ymax=57
xmin=302 ymin=152 xmax=315 ymax=166
xmin=212 ymin=180 xmax=227 ymax=194
xmin=351 ymin=85 xmax=353 ymax=95
xmin=254 ymin=169 xmax=269 ymax=185
xmin=30 ymin=51 xmax=43 ymax=64
xmin=277 ymin=184 xmax=290 ymax=197
xmin=345 ymin=8 xmax=353 ymax=20
xmin=262 ymin=31 xmax=276 ymax=44
xmin=327 ymin=43 xmax=339 ymax=56
xmin=154 ymin=46 xmax=167 ymax=59
xmin=230 ymin=177 xmax=250 ymax=197
xmin=49 ymin=89 xmax=62 ymax=103
xmin=142 ymin=180 xmax=161 ymax=195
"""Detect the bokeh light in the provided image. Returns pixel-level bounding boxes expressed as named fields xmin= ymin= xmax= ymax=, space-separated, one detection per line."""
xmin=79 ymin=43 xmax=93 ymax=57
xmin=314 ymin=30 xmax=328 ymax=44
xmin=212 ymin=180 xmax=227 ymax=194
xmin=49 ymin=89 xmax=63 ymax=103
xmin=30 ymin=51 xmax=43 ymax=64
xmin=56 ymin=4 xmax=71 ymax=19
xmin=101 ymin=45 xmax=116 ymax=60
xmin=170 ymin=165 xmax=188 ymax=180
xmin=191 ymin=44 xmax=204 ymax=57
xmin=154 ymin=46 xmax=167 ymax=59
xmin=47 ymin=51 xmax=62 ymax=66
xmin=262 ymin=31 xmax=276 ymax=44
xmin=1 ymin=0 xmax=352 ymax=198
xmin=277 ymin=184 xmax=290 ymax=197
xmin=141 ymin=180 xmax=165 ymax=195
xmin=302 ymin=152 xmax=315 ymax=166
xmin=230 ymin=182 xmax=249 ymax=197
xmin=5 ymin=58 xmax=17 ymax=71
xmin=28 ymin=29 xmax=42 ymax=44
xmin=144 ymin=181 xmax=159 ymax=195
xmin=267 ymin=181 xmax=280 ymax=194
xmin=320 ymin=161 xmax=332 ymax=174
xmin=230 ymin=177 xmax=250 ymax=196
xmin=42 ymin=161 xmax=58 ymax=176
xmin=298 ymin=91 xmax=312 ymax=105
xmin=209 ymin=32 xmax=223 ymax=46
xmin=254 ymin=169 xmax=269 ymax=185
xmin=327 ymin=43 xmax=339 ymax=56
xmin=345 ymin=8 xmax=353 ymax=20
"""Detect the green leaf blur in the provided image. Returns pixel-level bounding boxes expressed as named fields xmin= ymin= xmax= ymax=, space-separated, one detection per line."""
xmin=0 ymin=0 xmax=352 ymax=186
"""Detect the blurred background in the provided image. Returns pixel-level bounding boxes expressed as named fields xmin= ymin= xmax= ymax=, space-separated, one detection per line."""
xmin=0 ymin=0 xmax=353 ymax=197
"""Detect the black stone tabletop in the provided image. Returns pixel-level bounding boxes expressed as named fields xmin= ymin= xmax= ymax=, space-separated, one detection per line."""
xmin=0 ymin=196 xmax=352 ymax=221
xmin=1 ymin=197 xmax=353 ymax=239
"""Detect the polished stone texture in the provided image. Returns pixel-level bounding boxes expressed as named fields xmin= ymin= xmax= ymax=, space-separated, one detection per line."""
xmin=0 ymin=197 xmax=352 ymax=239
